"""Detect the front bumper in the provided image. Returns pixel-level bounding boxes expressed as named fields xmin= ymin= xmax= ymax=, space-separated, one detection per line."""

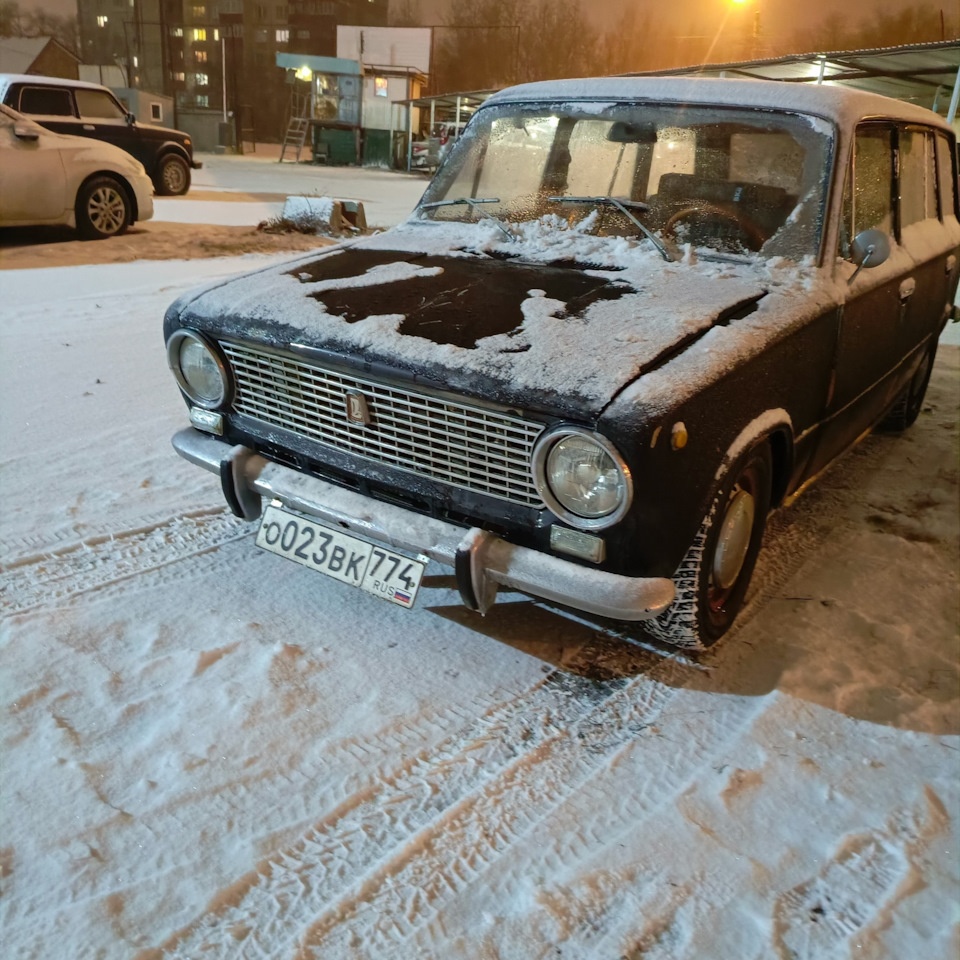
xmin=172 ymin=427 xmax=675 ymax=622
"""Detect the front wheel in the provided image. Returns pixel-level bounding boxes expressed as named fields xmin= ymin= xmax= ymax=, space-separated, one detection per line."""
xmin=156 ymin=154 xmax=190 ymax=195
xmin=75 ymin=176 xmax=131 ymax=239
xmin=645 ymin=441 xmax=773 ymax=650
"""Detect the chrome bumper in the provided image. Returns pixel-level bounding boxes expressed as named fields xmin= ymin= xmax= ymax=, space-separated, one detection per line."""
xmin=172 ymin=427 xmax=675 ymax=622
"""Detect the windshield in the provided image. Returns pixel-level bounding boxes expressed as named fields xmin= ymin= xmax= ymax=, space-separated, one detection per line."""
xmin=419 ymin=101 xmax=833 ymax=260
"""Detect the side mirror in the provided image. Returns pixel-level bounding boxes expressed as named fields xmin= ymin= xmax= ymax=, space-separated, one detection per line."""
xmin=848 ymin=228 xmax=891 ymax=283
xmin=13 ymin=122 xmax=39 ymax=141
xmin=126 ymin=112 xmax=136 ymax=126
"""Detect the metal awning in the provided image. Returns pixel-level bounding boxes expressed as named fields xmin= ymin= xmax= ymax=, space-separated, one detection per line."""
xmin=394 ymin=89 xmax=497 ymax=113
xmin=626 ymin=40 xmax=960 ymax=119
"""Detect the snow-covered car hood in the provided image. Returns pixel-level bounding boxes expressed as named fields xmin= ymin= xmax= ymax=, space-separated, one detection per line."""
xmin=170 ymin=218 xmax=823 ymax=419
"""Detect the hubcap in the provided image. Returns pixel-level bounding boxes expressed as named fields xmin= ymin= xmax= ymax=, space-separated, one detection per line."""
xmin=88 ymin=186 xmax=125 ymax=235
xmin=712 ymin=488 xmax=755 ymax=591
xmin=163 ymin=159 xmax=186 ymax=193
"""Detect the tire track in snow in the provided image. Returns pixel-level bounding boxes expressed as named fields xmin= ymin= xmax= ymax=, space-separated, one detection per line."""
xmin=0 ymin=510 xmax=252 ymax=615
xmin=772 ymin=832 xmax=908 ymax=960
xmin=304 ymin=686 xmax=763 ymax=960
xmin=144 ymin=663 xmax=656 ymax=959
xmin=1 ymin=694 xmax=506 ymax=950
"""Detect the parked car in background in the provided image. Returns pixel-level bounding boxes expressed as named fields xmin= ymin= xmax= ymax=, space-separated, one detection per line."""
xmin=0 ymin=103 xmax=153 ymax=238
xmin=0 ymin=74 xmax=201 ymax=195
xmin=163 ymin=77 xmax=959 ymax=649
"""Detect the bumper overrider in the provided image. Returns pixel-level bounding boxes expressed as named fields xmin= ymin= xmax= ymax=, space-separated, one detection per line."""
xmin=172 ymin=427 xmax=676 ymax=621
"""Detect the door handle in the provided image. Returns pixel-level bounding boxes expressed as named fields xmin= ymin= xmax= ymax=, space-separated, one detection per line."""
xmin=899 ymin=278 xmax=916 ymax=301
xmin=82 ymin=123 xmax=95 ymax=131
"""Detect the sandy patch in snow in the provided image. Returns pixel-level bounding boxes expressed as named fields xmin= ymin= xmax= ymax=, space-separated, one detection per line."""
xmin=0 ymin=222 xmax=334 ymax=271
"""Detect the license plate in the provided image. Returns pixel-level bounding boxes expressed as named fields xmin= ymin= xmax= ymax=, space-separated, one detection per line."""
xmin=255 ymin=503 xmax=426 ymax=609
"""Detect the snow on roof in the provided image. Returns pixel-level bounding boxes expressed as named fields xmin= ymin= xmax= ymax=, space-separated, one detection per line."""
xmin=0 ymin=71 xmax=108 ymax=97
xmin=484 ymin=75 xmax=951 ymax=131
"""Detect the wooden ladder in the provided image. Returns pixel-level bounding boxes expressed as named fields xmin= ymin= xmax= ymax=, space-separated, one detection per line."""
xmin=279 ymin=89 xmax=311 ymax=163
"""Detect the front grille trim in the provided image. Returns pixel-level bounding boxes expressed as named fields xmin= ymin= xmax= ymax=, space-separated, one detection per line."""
xmin=221 ymin=341 xmax=548 ymax=508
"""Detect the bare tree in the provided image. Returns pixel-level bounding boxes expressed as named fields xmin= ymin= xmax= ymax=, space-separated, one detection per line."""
xmin=0 ymin=0 xmax=78 ymax=53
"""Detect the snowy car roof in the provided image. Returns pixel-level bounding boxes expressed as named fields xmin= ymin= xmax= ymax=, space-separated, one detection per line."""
xmin=0 ymin=73 xmax=113 ymax=100
xmin=483 ymin=75 xmax=952 ymax=131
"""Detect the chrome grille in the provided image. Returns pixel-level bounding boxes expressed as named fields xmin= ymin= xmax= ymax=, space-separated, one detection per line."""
xmin=220 ymin=341 xmax=546 ymax=507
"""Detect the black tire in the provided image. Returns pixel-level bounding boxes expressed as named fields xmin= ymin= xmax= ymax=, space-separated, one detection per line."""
xmin=75 ymin=176 xmax=131 ymax=239
xmin=156 ymin=154 xmax=190 ymax=195
xmin=644 ymin=441 xmax=773 ymax=650
xmin=879 ymin=344 xmax=935 ymax=432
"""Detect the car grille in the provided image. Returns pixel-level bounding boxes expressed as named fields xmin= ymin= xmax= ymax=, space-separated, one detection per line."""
xmin=220 ymin=341 xmax=547 ymax=507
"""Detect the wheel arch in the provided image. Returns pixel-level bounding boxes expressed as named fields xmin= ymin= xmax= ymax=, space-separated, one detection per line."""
xmin=154 ymin=144 xmax=191 ymax=173
xmin=717 ymin=408 xmax=794 ymax=507
xmin=76 ymin=170 xmax=138 ymax=222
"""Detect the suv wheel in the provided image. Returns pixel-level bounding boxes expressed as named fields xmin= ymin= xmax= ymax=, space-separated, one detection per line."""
xmin=75 ymin=176 xmax=131 ymax=239
xmin=156 ymin=154 xmax=190 ymax=195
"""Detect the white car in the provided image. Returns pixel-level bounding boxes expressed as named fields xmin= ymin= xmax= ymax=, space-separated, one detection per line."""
xmin=0 ymin=102 xmax=153 ymax=239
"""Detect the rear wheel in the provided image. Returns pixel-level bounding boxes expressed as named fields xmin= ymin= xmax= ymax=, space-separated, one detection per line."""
xmin=879 ymin=344 xmax=935 ymax=432
xmin=156 ymin=154 xmax=190 ymax=195
xmin=75 ymin=176 xmax=131 ymax=239
xmin=644 ymin=441 xmax=772 ymax=650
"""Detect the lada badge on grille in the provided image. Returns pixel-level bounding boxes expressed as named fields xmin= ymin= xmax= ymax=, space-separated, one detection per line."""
xmin=345 ymin=390 xmax=371 ymax=425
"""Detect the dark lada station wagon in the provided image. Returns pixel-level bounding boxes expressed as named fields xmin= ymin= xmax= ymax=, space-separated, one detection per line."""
xmin=164 ymin=77 xmax=959 ymax=648
xmin=0 ymin=74 xmax=201 ymax=195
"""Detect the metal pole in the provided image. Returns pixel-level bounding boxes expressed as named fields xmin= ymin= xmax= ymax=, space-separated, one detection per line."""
xmin=406 ymin=98 xmax=413 ymax=172
xmin=948 ymin=66 xmax=960 ymax=124
xmin=817 ymin=57 xmax=826 ymax=85
xmin=222 ymin=37 xmax=227 ymax=122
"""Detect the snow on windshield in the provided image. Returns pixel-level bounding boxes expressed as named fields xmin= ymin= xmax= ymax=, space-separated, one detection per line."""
xmin=421 ymin=101 xmax=832 ymax=260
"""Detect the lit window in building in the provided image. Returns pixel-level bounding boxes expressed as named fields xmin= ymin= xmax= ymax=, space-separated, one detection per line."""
xmin=276 ymin=29 xmax=289 ymax=43
xmin=192 ymin=5 xmax=206 ymax=18
xmin=96 ymin=15 xmax=108 ymax=26
xmin=193 ymin=28 xmax=206 ymax=41
xmin=195 ymin=73 xmax=209 ymax=86
xmin=195 ymin=50 xmax=207 ymax=62
xmin=196 ymin=94 xmax=209 ymax=107
xmin=172 ymin=26 xmax=183 ymax=37
xmin=172 ymin=71 xmax=185 ymax=81
xmin=133 ymin=55 xmax=139 ymax=66
xmin=213 ymin=29 xmax=219 ymax=40
xmin=374 ymin=76 xmax=388 ymax=97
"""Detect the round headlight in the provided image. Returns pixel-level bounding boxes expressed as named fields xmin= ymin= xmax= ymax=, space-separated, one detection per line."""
xmin=533 ymin=428 xmax=632 ymax=529
xmin=167 ymin=330 xmax=227 ymax=408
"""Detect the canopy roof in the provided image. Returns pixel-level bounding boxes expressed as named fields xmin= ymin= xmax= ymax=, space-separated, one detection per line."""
xmin=626 ymin=40 xmax=960 ymax=119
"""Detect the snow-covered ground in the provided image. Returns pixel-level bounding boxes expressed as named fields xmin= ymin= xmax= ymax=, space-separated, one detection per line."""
xmin=183 ymin=154 xmax=428 ymax=228
xmin=1 ymin=256 xmax=958 ymax=960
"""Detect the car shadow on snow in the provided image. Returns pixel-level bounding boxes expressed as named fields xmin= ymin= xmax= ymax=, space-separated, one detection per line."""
xmin=428 ymin=351 xmax=959 ymax=737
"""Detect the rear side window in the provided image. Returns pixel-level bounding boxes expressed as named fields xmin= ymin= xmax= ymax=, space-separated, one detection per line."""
xmin=936 ymin=132 xmax=957 ymax=220
xmin=18 ymin=86 xmax=74 ymax=116
xmin=899 ymin=128 xmax=935 ymax=228
xmin=75 ymin=88 xmax=127 ymax=120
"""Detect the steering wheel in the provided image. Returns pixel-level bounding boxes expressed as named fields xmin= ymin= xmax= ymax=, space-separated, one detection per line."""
xmin=663 ymin=203 xmax=766 ymax=251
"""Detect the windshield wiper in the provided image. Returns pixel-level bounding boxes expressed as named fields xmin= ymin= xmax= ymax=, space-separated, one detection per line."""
xmin=548 ymin=196 xmax=675 ymax=262
xmin=418 ymin=197 xmax=517 ymax=242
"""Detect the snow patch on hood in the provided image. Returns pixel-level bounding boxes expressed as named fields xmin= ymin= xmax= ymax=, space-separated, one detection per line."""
xmin=177 ymin=217 xmax=828 ymax=416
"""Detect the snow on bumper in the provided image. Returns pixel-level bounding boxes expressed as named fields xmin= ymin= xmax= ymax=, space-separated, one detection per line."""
xmin=172 ymin=427 xmax=676 ymax=622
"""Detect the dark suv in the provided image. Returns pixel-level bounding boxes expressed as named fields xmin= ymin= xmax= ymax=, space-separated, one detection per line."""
xmin=0 ymin=74 xmax=201 ymax=195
